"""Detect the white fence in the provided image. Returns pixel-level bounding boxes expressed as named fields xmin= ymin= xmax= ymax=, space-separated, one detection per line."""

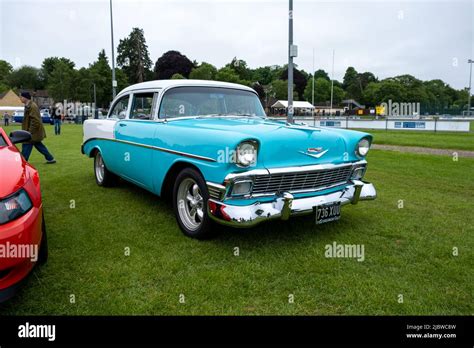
xmin=271 ymin=117 xmax=472 ymax=132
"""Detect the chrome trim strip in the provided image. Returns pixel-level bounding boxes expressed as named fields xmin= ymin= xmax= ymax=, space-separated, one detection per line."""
xmin=267 ymin=160 xmax=367 ymax=175
xmin=206 ymin=181 xmax=227 ymax=200
xmin=223 ymin=160 xmax=367 ymax=181
xmin=82 ymin=137 xmax=216 ymax=162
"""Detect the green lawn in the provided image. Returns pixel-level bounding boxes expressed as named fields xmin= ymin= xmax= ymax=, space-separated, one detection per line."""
xmin=357 ymin=129 xmax=474 ymax=151
xmin=0 ymin=124 xmax=473 ymax=315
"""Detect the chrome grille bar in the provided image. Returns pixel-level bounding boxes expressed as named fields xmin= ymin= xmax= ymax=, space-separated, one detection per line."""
xmin=251 ymin=165 xmax=353 ymax=195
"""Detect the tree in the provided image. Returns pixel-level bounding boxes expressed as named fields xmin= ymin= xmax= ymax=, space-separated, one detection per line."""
xmin=280 ymin=67 xmax=307 ymax=100
xmin=215 ymin=67 xmax=241 ymax=84
xmin=47 ymin=60 xmax=78 ymax=101
xmin=40 ymin=57 xmax=75 ymax=86
xmin=117 ymin=28 xmax=152 ymax=84
xmin=89 ymin=50 xmax=113 ymax=108
xmin=225 ymin=57 xmax=252 ymax=81
xmin=304 ymin=77 xmax=330 ymax=104
xmin=8 ymin=66 xmax=44 ymax=90
xmin=0 ymin=60 xmax=13 ymax=92
xmin=314 ymin=69 xmax=330 ymax=81
xmin=189 ymin=62 xmax=217 ymax=80
xmin=171 ymin=73 xmax=185 ymax=79
xmin=270 ymin=79 xmax=289 ymax=100
xmin=252 ymin=82 xmax=265 ymax=100
xmin=154 ymin=51 xmax=194 ymax=80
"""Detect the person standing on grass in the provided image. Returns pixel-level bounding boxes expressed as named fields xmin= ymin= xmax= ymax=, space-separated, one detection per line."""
xmin=52 ymin=103 xmax=62 ymax=135
xmin=3 ymin=111 xmax=9 ymax=126
xmin=19 ymin=92 xmax=56 ymax=164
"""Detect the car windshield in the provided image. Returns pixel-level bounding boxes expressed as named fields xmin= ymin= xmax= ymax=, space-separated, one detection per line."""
xmin=159 ymin=86 xmax=266 ymax=119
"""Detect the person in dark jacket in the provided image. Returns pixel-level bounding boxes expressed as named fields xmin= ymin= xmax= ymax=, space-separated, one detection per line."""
xmin=3 ymin=112 xmax=10 ymax=126
xmin=51 ymin=103 xmax=62 ymax=135
xmin=20 ymin=92 xmax=56 ymax=163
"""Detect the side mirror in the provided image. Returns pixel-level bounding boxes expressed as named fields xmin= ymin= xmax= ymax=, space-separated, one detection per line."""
xmin=9 ymin=130 xmax=32 ymax=144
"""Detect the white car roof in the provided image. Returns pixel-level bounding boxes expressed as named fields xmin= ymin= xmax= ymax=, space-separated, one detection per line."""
xmin=118 ymin=79 xmax=256 ymax=97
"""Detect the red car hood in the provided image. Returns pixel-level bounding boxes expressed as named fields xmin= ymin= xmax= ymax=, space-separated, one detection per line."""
xmin=0 ymin=145 xmax=29 ymax=199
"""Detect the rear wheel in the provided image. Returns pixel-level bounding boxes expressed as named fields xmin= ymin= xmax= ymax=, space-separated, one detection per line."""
xmin=173 ymin=168 xmax=215 ymax=239
xmin=94 ymin=151 xmax=117 ymax=187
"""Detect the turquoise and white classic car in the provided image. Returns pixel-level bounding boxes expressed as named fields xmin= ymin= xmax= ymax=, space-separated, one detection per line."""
xmin=82 ymin=80 xmax=376 ymax=239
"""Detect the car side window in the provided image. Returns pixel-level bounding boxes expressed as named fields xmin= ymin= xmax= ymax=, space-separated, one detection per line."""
xmin=109 ymin=95 xmax=130 ymax=119
xmin=0 ymin=134 xmax=6 ymax=147
xmin=130 ymin=93 xmax=155 ymax=120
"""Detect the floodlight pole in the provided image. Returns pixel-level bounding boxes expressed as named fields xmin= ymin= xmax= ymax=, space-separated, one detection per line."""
xmin=110 ymin=0 xmax=117 ymax=99
xmin=312 ymin=48 xmax=315 ymax=108
xmin=287 ymin=0 xmax=294 ymax=124
xmin=468 ymin=59 xmax=473 ymax=116
xmin=330 ymin=49 xmax=335 ymax=114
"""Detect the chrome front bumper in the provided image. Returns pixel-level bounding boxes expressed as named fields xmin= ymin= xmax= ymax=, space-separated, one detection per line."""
xmin=207 ymin=180 xmax=376 ymax=228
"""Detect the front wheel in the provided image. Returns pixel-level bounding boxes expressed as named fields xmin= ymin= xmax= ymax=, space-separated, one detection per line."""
xmin=173 ymin=168 xmax=215 ymax=239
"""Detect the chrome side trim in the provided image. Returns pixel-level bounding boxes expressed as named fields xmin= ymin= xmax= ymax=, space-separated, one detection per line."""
xmin=82 ymin=137 xmax=216 ymax=162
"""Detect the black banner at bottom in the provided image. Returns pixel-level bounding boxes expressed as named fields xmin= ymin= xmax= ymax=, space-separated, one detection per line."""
xmin=0 ymin=316 xmax=472 ymax=345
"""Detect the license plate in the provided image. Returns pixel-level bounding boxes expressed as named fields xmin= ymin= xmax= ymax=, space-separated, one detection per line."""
xmin=315 ymin=202 xmax=341 ymax=224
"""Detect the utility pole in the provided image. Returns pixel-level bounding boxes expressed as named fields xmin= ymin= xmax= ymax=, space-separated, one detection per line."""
xmin=330 ymin=49 xmax=335 ymax=114
xmin=287 ymin=0 xmax=297 ymax=124
xmin=468 ymin=59 xmax=473 ymax=116
xmin=312 ymin=48 xmax=315 ymax=109
xmin=93 ymin=83 xmax=97 ymax=119
xmin=110 ymin=0 xmax=117 ymax=99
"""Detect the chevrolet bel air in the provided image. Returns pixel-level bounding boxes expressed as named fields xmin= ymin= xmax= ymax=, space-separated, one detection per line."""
xmin=81 ymin=80 xmax=376 ymax=239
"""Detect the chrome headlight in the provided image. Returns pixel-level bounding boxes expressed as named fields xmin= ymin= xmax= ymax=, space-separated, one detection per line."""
xmin=236 ymin=141 xmax=258 ymax=167
xmin=356 ymin=138 xmax=371 ymax=157
xmin=0 ymin=189 xmax=33 ymax=225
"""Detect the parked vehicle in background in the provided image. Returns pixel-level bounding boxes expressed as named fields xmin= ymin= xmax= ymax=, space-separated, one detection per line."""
xmin=12 ymin=111 xmax=24 ymax=123
xmin=13 ymin=110 xmax=53 ymax=124
xmin=82 ymin=80 xmax=377 ymax=239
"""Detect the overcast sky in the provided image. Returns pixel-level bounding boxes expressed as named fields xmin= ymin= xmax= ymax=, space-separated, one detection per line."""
xmin=1 ymin=0 xmax=472 ymax=89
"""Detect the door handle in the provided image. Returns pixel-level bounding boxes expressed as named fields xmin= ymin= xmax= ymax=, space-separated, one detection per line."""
xmin=119 ymin=123 xmax=127 ymax=127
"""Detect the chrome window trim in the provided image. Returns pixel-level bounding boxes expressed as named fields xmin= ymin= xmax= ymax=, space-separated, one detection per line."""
xmin=128 ymin=91 xmax=158 ymax=121
xmin=157 ymin=85 xmax=264 ymax=120
xmin=107 ymin=93 xmax=131 ymax=120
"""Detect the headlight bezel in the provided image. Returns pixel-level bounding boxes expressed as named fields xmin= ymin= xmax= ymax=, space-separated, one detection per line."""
xmin=355 ymin=138 xmax=371 ymax=158
xmin=235 ymin=140 xmax=259 ymax=167
xmin=0 ymin=189 xmax=33 ymax=225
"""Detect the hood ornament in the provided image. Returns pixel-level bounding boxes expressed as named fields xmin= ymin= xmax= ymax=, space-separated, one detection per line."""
xmin=299 ymin=147 xmax=328 ymax=159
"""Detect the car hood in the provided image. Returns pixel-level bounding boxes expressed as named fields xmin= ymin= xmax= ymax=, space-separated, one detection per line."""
xmin=166 ymin=117 xmax=369 ymax=168
xmin=0 ymin=145 xmax=28 ymax=198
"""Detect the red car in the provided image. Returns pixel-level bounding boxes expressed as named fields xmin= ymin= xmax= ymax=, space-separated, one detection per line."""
xmin=0 ymin=128 xmax=48 ymax=302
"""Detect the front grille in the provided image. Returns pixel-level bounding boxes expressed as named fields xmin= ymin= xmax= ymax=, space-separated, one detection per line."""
xmin=251 ymin=165 xmax=353 ymax=195
xmin=207 ymin=183 xmax=225 ymax=200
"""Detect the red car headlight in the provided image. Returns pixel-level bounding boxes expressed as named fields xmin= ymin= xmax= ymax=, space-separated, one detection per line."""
xmin=0 ymin=189 xmax=33 ymax=225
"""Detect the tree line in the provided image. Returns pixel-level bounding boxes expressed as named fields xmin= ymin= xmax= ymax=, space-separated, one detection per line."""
xmin=0 ymin=27 xmax=470 ymax=113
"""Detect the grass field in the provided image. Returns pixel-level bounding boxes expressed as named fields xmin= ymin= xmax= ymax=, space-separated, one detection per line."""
xmin=0 ymin=124 xmax=473 ymax=315
xmin=357 ymin=129 xmax=474 ymax=151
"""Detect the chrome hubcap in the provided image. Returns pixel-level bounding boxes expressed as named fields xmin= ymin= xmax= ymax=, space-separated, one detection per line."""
xmin=95 ymin=153 xmax=105 ymax=183
xmin=177 ymin=178 xmax=204 ymax=231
